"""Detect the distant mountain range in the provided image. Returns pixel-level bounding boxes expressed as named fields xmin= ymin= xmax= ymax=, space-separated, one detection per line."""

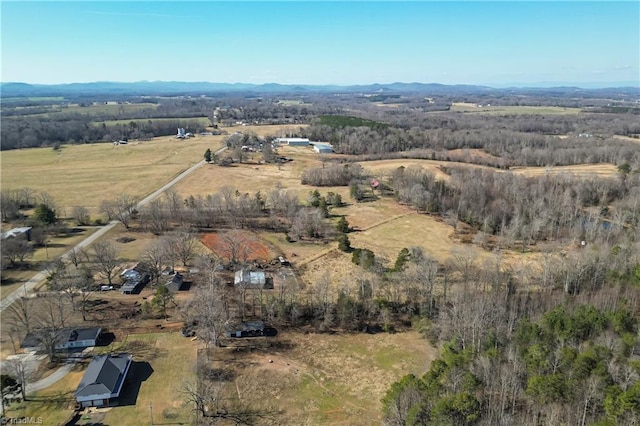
xmin=1 ymin=81 xmax=638 ymax=98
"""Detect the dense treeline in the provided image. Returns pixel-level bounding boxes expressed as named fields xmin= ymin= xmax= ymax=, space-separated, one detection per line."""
xmin=382 ymin=297 xmax=640 ymax=425
xmin=0 ymin=116 xmax=207 ymax=149
xmin=387 ymin=165 xmax=640 ymax=243
xmin=303 ymin=120 xmax=640 ymax=168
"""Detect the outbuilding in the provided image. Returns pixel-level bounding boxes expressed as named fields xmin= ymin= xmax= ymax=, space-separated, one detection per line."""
xmin=313 ymin=144 xmax=333 ymax=154
xmin=275 ymin=137 xmax=310 ymax=146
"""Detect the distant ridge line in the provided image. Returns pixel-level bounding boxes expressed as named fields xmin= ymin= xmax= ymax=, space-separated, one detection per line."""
xmin=1 ymin=81 xmax=638 ymax=97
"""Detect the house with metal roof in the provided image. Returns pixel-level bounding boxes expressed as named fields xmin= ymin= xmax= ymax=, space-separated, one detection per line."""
xmin=21 ymin=327 xmax=102 ymax=351
xmin=75 ymin=353 xmax=132 ymax=408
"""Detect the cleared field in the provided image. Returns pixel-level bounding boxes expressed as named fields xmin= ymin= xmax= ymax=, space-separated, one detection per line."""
xmin=359 ymin=158 xmax=619 ymax=180
xmin=359 ymin=159 xmax=453 ymax=182
xmin=348 ymin=211 xmax=467 ymax=263
xmin=449 ymin=103 xmax=582 ymax=115
xmin=201 ymin=230 xmax=272 ymax=261
xmin=94 ymin=116 xmax=211 ymax=127
xmin=3 ymin=102 xmax=159 ymax=119
xmin=173 ymin=144 xmax=341 ymax=202
xmin=510 ymin=163 xmax=618 ymax=177
xmin=0 ymin=125 xmax=305 ymax=217
xmin=614 ymin=134 xmax=640 ymax=144
xmin=215 ymin=330 xmax=437 ymax=425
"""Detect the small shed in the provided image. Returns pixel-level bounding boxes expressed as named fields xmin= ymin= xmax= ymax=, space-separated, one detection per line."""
xmin=167 ymin=272 xmax=185 ymax=292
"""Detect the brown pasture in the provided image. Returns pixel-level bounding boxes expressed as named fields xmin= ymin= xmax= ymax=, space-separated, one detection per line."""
xmin=212 ymin=330 xmax=437 ymax=425
xmin=0 ymin=125 xmax=308 ymax=218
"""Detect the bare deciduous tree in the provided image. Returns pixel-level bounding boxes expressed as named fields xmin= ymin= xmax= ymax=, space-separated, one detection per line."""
xmin=91 ymin=240 xmax=120 ymax=286
xmin=71 ymin=206 xmax=91 ymax=226
xmin=218 ymin=230 xmax=252 ymax=265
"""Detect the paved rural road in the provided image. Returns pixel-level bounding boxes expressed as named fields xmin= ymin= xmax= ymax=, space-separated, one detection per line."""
xmin=0 ymin=147 xmax=225 ymax=313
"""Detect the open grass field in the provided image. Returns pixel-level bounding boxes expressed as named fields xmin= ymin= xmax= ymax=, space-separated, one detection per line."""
xmin=510 ymin=163 xmax=618 ymax=177
xmin=2 ymin=102 xmax=159 ymax=119
xmin=0 ymin=136 xmax=220 ymax=216
xmin=614 ymin=134 xmax=640 ymax=145
xmin=347 ymin=209 xmax=464 ymax=263
xmin=359 ymin=158 xmax=619 ymax=180
xmin=213 ymin=330 xmax=437 ymax=425
xmin=0 ymin=124 xmax=306 ymax=217
xmin=359 ymin=158 xmax=453 ymax=182
xmin=94 ymin=116 xmax=211 ymax=127
xmin=173 ymin=143 xmax=342 ymax=202
xmin=449 ymin=103 xmax=583 ymax=115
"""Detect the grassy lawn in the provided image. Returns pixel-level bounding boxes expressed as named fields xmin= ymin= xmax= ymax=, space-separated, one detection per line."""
xmin=94 ymin=332 xmax=198 ymax=425
xmin=213 ymin=330 xmax=437 ymax=425
xmin=3 ymin=332 xmax=197 ymax=425
xmin=2 ymin=365 xmax=86 ymax=425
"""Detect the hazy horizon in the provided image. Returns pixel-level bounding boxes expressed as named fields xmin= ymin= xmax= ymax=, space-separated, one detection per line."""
xmin=2 ymin=79 xmax=639 ymax=90
xmin=2 ymin=2 xmax=639 ymax=87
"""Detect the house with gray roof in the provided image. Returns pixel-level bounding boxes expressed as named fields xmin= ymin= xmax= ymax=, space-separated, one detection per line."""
xmin=75 ymin=353 xmax=132 ymax=408
xmin=21 ymin=327 xmax=102 ymax=351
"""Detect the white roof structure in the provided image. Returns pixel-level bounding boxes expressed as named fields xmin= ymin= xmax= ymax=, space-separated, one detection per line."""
xmin=275 ymin=137 xmax=310 ymax=145
xmin=1 ymin=227 xmax=32 ymax=240
xmin=234 ymin=269 xmax=266 ymax=286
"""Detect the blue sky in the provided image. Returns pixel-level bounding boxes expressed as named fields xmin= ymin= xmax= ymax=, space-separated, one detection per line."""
xmin=1 ymin=1 xmax=638 ymax=87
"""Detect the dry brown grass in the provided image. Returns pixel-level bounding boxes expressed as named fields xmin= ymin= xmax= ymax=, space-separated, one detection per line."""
xmin=0 ymin=125 xmax=308 ymax=218
xmin=614 ymin=135 xmax=640 ymax=144
xmin=360 ymin=159 xmax=452 ymax=182
xmin=449 ymin=103 xmax=582 ymax=115
xmin=213 ymin=330 xmax=437 ymax=425
xmin=510 ymin=163 xmax=618 ymax=177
